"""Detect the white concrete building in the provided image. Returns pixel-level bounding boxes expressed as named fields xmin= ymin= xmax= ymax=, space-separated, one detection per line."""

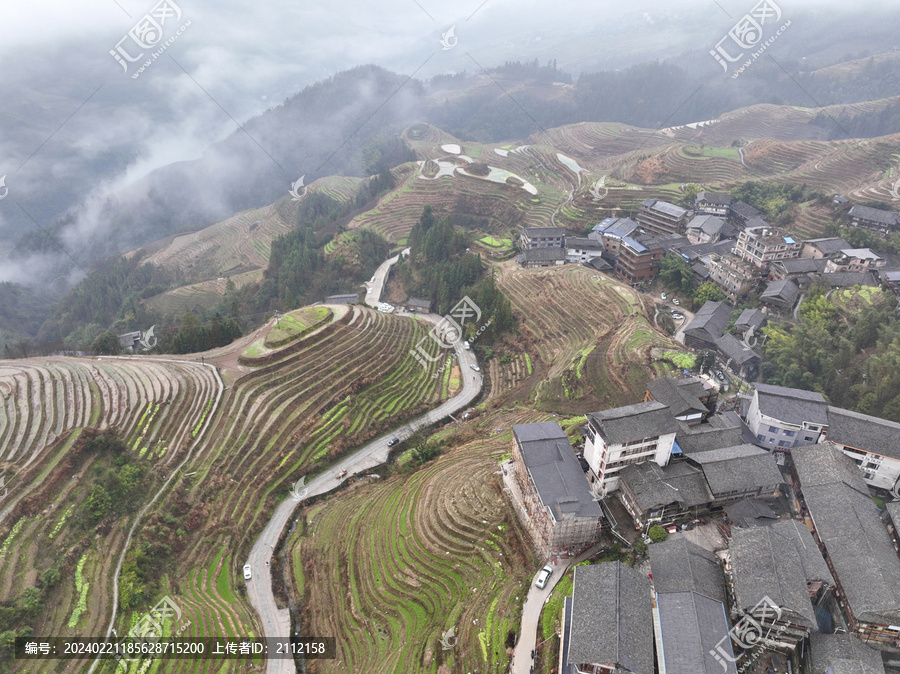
xmin=584 ymin=401 xmax=678 ymax=497
xmin=744 ymin=383 xmax=828 ymax=449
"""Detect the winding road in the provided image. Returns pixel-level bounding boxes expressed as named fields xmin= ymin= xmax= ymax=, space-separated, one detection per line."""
xmin=246 ymin=252 xmax=483 ymax=673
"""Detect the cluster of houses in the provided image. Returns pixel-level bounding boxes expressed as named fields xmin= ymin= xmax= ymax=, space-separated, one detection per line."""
xmin=517 ymin=192 xmax=900 ymax=307
xmin=506 ymin=378 xmax=900 ymax=673
xmin=679 ymin=299 xmax=766 ymax=380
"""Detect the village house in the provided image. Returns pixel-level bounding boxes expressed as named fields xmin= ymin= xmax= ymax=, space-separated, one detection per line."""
xmin=743 ymin=383 xmax=828 ymax=449
xmin=713 ymin=333 xmax=761 ymax=380
xmin=880 ymin=268 xmax=900 ymax=295
xmin=516 ymin=247 xmax=566 ymax=268
xmin=824 ymin=247 xmax=887 ymax=273
xmin=510 ymin=422 xmax=604 ymax=558
xmin=520 ymin=226 xmax=566 ymax=249
xmin=683 ymin=443 xmax=783 ymax=503
xmin=734 ymin=223 xmax=801 ymax=269
xmin=649 ymin=536 xmax=738 ymax=674
xmin=644 ymin=376 xmax=716 ymax=425
xmin=565 ymin=236 xmax=605 ymax=265
xmin=589 ymin=217 xmax=639 ymax=262
xmin=707 ymin=253 xmax=766 ymax=301
xmin=809 ymin=634 xmax=886 ymax=674
xmin=684 ymin=214 xmax=737 ymax=244
xmin=559 ymin=562 xmax=654 ymax=674
xmin=759 ymin=278 xmax=800 ymax=311
xmin=767 ymin=257 xmax=827 ymax=286
xmin=614 ymin=234 xmax=665 ymax=284
xmin=848 ymin=204 xmax=900 ymax=237
xmin=728 ymin=200 xmax=763 ymax=227
xmin=583 ymin=401 xmax=678 ymax=497
xmin=695 ymin=191 xmax=732 ymax=216
xmin=734 ymin=308 xmax=766 ymax=335
xmin=726 ymin=519 xmax=834 ymax=649
xmin=800 ymin=236 xmax=850 ymax=259
xmin=791 ymin=443 xmax=900 ymax=648
xmin=405 ymin=297 xmax=433 ymax=313
xmin=823 ymin=406 xmax=900 ymax=495
xmin=681 ymin=300 xmax=732 ymax=351
xmin=637 ymin=198 xmax=689 ymax=236
xmin=617 ymin=460 xmax=711 ymax=528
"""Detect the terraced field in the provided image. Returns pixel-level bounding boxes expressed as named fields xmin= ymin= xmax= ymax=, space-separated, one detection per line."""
xmin=0 ymin=356 xmax=220 ymax=674
xmin=88 ymin=306 xmax=457 ymax=670
xmin=289 ymin=410 xmax=548 ymax=674
xmin=494 ymin=263 xmax=681 ymax=411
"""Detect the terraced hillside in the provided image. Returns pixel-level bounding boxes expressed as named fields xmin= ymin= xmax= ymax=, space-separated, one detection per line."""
xmin=78 ymin=305 xmax=457 ymax=673
xmin=493 ymin=263 xmax=683 ymax=411
xmin=289 ymin=409 xmax=553 ymax=674
xmin=0 ymin=356 xmax=220 ymax=673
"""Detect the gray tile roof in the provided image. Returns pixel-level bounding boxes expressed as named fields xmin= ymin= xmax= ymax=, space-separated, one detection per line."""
xmin=886 ymin=501 xmax=900 ymax=531
xmin=566 ymin=236 xmax=602 ymax=250
xmin=656 ymin=591 xmax=738 ymax=674
xmin=825 ymin=406 xmax=900 ymax=460
xmin=588 ymin=257 xmax=614 ymax=272
xmin=646 ymin=377 xmax=708 ymax=417
xmin=676 ymin=426 xmax=746 ymax=455
xmin=618 ymin=461 xmax=712 ymax=512
xmin=688 ymin=444 xmax=784 ymax=496
xmin=772 ymin=257 xmax=828 ymax=275
xmin=649 ymin=534 xmax=726 ymax=601
xmin=697 ymin=191 xmax=732 ymax=206
xmin=687 ymin=214 xmax=726 ymax=236
xmin=754 ymin=383 xmax=828 ymax=426
xmin=804 ymin=237 xmax=850 ymax=256
xmin=715 ymin=333 xmax=761 ymax=366
xmin=809 ymin=633 xmax=886 ymax=674
xmin=729 ymin=519 xmax=830 ymax=627
xmin=588 ymin=401 xmax=678 ymax=445
xmin=792 ymin=443 xmax=900 ymax=624
xmin=325 ymin=293 xmax=359 ymax=304
xmin=735 ymin=308 xmax=766 ymax=332
xmin=513 ymin=422 xmax=602 ymax=521
xmin=567 ymin=562 xmax=653 ymax=673
xmin=524 ymin=226 xmax=566 ymax=237
xmin=683 ymin=300 xmax=732 ymax=343
xmin=814 ymin=271 xmax=880 ymax=288
xmin=521 ymin=247 xmax=567 ymax=262
xmin=726 ymin=498 xmax=779 ymax=528
xmin=406 ymin=297 xmax=432 ymax=310
xmin=849 ymin=205 xmax=900 ymax=227
xmin=760 ymin=279 xmax=800 ymax=304
xmin=729 ymin=201 xmax=762 ymax=220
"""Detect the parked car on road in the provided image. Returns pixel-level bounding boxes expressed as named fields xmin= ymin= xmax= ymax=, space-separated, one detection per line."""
xmin=535 ymin=565 xmax=553 ymax=589
xmin=672 ymin=298 xmax=680 ymax=305
xmin=387 ymin=437 xmax=399 ymax=447
xmin=672 ymin=312 xmax=684 ymax=321
xmin=243 ymin=564 xmax=252 ymax=580
xmin=661 ymin=292 xmax=667 ymax=300
xmin=715 ymin=370 xmax=725 ymax=381
xmin=470 ymin=364 xmax=480 ymax=372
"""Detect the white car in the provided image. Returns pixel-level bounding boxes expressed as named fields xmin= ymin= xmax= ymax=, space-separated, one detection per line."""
xmin=672 ymin=298 xmax=680 ymax=305
xmin=535 ymin=565 xmax=553 ymax=589
xmin=661 ymin=292 xmax=667 ymax=300
xmin=470 ymin=364 xmax=480 ymax=372
xmin=463 ymin=341 xmax=471 ymax=350
xmin=243 ymin=564 xmax=252 ymax=580
xmin=672 ymin=312 xmax=684 ymax=321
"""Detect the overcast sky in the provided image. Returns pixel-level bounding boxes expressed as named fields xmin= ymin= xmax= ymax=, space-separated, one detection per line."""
xmin=0 ymin=0 xmax=896 ymax=284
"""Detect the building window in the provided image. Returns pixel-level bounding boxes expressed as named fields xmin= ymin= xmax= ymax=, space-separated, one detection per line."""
xmin=768 ymin=426 xmax=778 ymax=433
xmin=778 ymin=441 xmax=791 ymax=447
xmin=768 ymin=438 xmax=774 ymax=444
xmin=804 ymin=436 xmax=814 ymax=442
xmin=757 ymin=434 xmax=766 ymax=442
xmin=783 ymin=430 xmax=795 ymax=437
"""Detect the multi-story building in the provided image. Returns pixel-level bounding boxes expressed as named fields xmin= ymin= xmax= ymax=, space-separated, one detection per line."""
xmin=728 ymin=200 xmax=763 ymax=227
xmin=684 ymin=214 xmax=737 ymax=244
xmin=589 ymin=217 xmax=639 ymax=261
xmin=510 ymin=422 xmax=604 ymax=558
xmin=848 ymin=205 xmax=900 ymax=238
xmin=644 ymin=376 xmax=716 ymax=425
xmin=734 ymin=224 xmax=801 ymax=269
xmin=637 ymin=199 xmax=689 ymax=236
xmin=516 ymin=247 xmax=566 ymax=268
xmin=681 ymin=299 xmax=732 ymax=350
xmin=824 ymin=248 xmax=887 ymax=273
xmin=584 ymin=401 xmax=678 ymax=497
xmin=615 ymin=234 xmax=665 ymax=284
xmin=707 ymin=253 xmax=766 ymax=301
xmin=520 ymin=226 xmax=565 ymax=249
xmin=743 ymin=383 xmax=828 ymax=449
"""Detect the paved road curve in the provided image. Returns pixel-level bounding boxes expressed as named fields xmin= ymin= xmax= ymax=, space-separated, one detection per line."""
xmin=247 ymin=278 xmax=482 ymax=674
